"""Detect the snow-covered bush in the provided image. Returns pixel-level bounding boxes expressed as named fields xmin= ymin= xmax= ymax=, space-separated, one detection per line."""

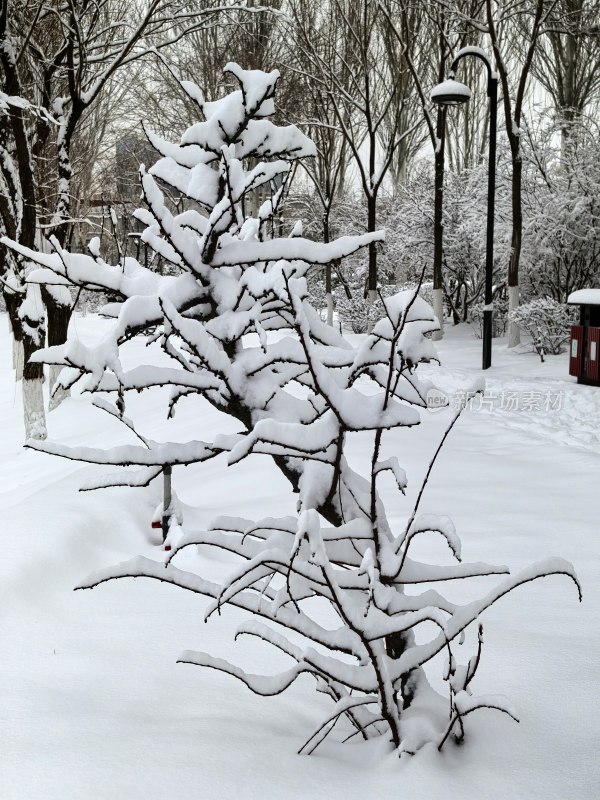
xmin=509 ymin=298 xmax=576 ymax=360
xmin=333 ymin=281 xmax=434 ymax=335
xmin=334 ymin=281 xmax=397 ymax=333
xmin=4 ymin=66 xmax=580 ymax=757
xmin=470 ymin=298 xmax=508 ymax=339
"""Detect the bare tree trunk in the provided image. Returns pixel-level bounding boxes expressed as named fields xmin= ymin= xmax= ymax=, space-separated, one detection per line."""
xmin=19 ymin=275 xmax=48 ymax=439
xmin=13 ymin=337 xmax=24 ymax=380
xmin=42 ymin=286 xmax=72 ymax=409
xmin=4 ymin=290 xmax=24 ymax=379
xmin=323 ymin=209 xmax=334 ymax=327
xmin=22 ymin=322 xmax=47 ymax=440
xmin=452 ymin=285 xmax=461 ymax=325
xmin=325 ymin=262 xmax=334 ymax=327
xmin=507 ymin=285 xmax=520 ymax=344
xmin=367 ymin=194 xmax=378 ymax=295
xmin=326 ymin=288 xmax=334 ymax=327
xmin=22 ymin=369 xmax=46 ymax=440
xmin=560 ymin=28 xmax=577 ymax=163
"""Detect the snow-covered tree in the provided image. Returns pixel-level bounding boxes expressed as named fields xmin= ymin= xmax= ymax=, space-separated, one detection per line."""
xmin=0 ymin=0 xmax=263 ymax=439
xmin=3 ymin=65 xmax=580 ymax=756
xmin=520 ymin=123 xmax=600 ymax=303
xmin=530 ymin=0 xmax=600 ymax=159
xmin=286 ymin=0 xmax=423 ymax=306
xmin=481 ymin=0 xmax=552 ymax=347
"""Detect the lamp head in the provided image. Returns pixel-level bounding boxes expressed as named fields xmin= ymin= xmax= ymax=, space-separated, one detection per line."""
xmin=431 ymin=78 xmax=471 ymax=107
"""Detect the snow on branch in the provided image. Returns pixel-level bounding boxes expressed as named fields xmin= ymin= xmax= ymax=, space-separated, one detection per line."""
xmin=211 ymin=232 xmax=385 ymax=268
xmin=26 ymin=439 xmax=219 ymax=468
xmin=28 ymin=63 xmax=581 ymax=758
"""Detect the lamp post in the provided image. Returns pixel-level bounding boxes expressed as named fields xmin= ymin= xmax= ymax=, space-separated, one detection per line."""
xmin=431 ymin=47 xmax=498 ymax=370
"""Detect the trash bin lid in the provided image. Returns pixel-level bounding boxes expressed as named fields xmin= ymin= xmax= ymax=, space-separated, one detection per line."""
xmin=567 ymin=289 xmax=600 ymax=305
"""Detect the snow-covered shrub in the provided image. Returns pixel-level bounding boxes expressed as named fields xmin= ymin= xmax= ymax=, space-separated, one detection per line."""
xmin=332 ymin=280 xmax=434 ymax=336
xmin=509 ymin=298 xmax=576 ymax=360
xmin=335 ymin=281 xmax=397 ymax=333
xmin=5 ymin=66 xmax=580 ymax=757
xmin=402 ymin=281 xmax=433 ymax=307
xmin=470 ymin=298 xmax=508 ymax=339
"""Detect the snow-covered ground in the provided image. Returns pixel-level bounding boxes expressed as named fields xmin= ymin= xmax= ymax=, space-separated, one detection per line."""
xmin=1 ymin=313 xmax=598 ymax=799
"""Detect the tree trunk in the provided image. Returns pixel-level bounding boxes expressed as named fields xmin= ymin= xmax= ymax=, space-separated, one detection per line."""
xmin=508 ymin=284 xmax=520 ymax=346
xmin=560 ymin=29 xmax=577 ymax=164
xmin=452 ymin=285 xmax=461 ymax=325
xmin=22 ymin=373 xmax=47 ymax=440
xmin=323 ymin=208 xmax=334 ymax=327
xmin=22 ymin=329 xmax=47 ymax=441
xmin=432 ymin=289 xmax=444 ymax=336
xmin=325 ymin=261 xmax=333 ymax=327
xmin=42 ymin=286 xmax=72 ymax=410
xmin=364 ymin=192 xmax=379 ymax=333
xmin=4 ymin=290 xmax=24 ymax=379
xmin=18 ymin=283 xmax=47 ymax=440
xmin=13 ymin=337 xmax=24 ymax=380
xmin=367 ymin=194 xmax=378 ymax=295
xmin=326 ymin=288 xmax=334 ymax=327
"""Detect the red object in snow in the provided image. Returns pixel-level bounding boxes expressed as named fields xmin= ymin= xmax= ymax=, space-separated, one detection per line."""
xmin=164 ymin=545 xmax=172 ymax=551
xmin=586 ymin=327 xmax=600 ymax=383
xmin=567 ymin=291 xmax=600 ymax=386
xmin=569 ymin=325 xmax=584 ymax=377
xmin=151 ymin=520 xmax=162 ymax=529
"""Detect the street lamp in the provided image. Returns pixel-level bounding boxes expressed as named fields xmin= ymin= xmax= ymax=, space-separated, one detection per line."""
xmin=431 ymin=47 xmax=498 ymax=371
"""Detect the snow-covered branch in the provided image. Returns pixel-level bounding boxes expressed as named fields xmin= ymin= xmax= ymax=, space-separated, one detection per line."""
xmin=22 ymin=62 xmax=581 ymax=758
